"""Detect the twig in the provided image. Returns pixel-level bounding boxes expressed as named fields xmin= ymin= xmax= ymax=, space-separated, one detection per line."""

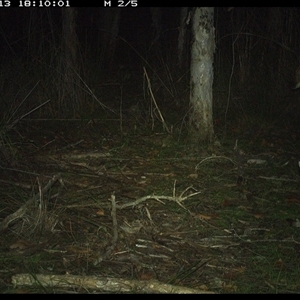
xmin=143 ymin=67 xmax=171 ymax=133
xmin=73 ymin=69 xmax=117 ymax=114
xmin=3 ymin=81 xmax=50 ymax=133
xmin=6 ymin=81 xmax=40 ymax=124
xmin=259 ymin=176 xmax=298 ymax=182
xmin=3 ymin=98 xmax=51 ymax=134
xmin=116 ymin=185 xmax=201 ymax=210
xmin=195 ymin=155 xmax=236 ymax=170
xmin=93 ymin=192 xmax=119 ymax=266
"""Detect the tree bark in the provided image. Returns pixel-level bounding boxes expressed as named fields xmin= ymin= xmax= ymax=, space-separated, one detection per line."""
xmin=98 ymin=8 xmax=121 ymax=70
xmin=189 ymin=7 xmax=215 ymax=146
xmin=178 ymin=7 xmax=189 ymax=69
xmin=59 ymin=8 xmax=82 ymax=118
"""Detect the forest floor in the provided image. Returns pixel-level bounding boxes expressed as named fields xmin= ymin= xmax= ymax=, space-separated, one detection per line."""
xmin=1 ymin=114 xmax=300 ymax=294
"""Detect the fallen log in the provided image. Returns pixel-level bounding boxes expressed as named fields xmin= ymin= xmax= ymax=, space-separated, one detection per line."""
xmin=12 ymin=273 xmax=214 ymax=294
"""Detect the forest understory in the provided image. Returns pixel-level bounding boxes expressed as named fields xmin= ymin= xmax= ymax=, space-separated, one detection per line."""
xmin=1 ymin=6 xmax=300 ymax=294
xmin=0 ymin=112 xmax=300 ymax=294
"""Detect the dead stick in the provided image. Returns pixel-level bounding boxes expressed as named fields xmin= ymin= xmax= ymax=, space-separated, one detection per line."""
xmin=93 ymin=192 xmax=119 ymax=265
xmin=0 ymin=173 xmax=63 ymax=231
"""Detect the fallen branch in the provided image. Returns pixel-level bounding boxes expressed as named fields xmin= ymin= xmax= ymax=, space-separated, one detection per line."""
xmin=117 ymin=182 xmax=200 ymax=210
xmin=11 ymin=273 xmax=214 ymax=294
xmin=0 ymin=173 xmax=64 ymax=232
xmin=116 ymin=191 xmax=201 ymax=210
xmin=94 ymin=184 xmax=201 ymax=264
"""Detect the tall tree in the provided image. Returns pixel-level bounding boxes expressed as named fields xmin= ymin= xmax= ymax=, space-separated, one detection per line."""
xmin=98 ymin=8 xmax=121 ymax=70
xmin=189 ymin=7 xmax=215 ymax=146
xmin=59 ymin=7 xmax=83 ymax=117
xmin=178 ymin=7 xmax=189 ymax=69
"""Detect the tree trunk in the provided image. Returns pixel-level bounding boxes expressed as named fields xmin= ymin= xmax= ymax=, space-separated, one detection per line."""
xmin=178 ymin=7 xmax=189 ymax=69
xmin=59 ymin=7 xmax=82 ymax=118
xmin=99 ymin=8 xmax=121 ymax=70
xmin=189 ymin=7 xmax=215 ymax=146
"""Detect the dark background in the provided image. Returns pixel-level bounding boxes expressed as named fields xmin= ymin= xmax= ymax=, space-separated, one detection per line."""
xmin=0 ymin=7 xmax=300 ymax=130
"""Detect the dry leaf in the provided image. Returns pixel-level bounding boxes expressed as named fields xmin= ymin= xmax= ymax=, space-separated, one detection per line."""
xmin=139 ymin=273 xmax=154 ymax=280
xmin=188 ymin=173 xmax=198 ymax=179
xmin=194 ymin=214 xmax=212 ymax=220
xmin=66 ymin=246 xmax=92 ymax=254
xmin=96 ymin=209 xmax=105 ymax=216
xmin=223 ymin=183 xmax=237 ymax=187
xmin=222 ymin=283 xmax=238 ymax=292
xmin=10 ymin=240 xmax=32 ymax=250
xmin=286 ymin=198 xmax=300 ymax=204
xmin=253 ymin=213 xmax=264 ymax=219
